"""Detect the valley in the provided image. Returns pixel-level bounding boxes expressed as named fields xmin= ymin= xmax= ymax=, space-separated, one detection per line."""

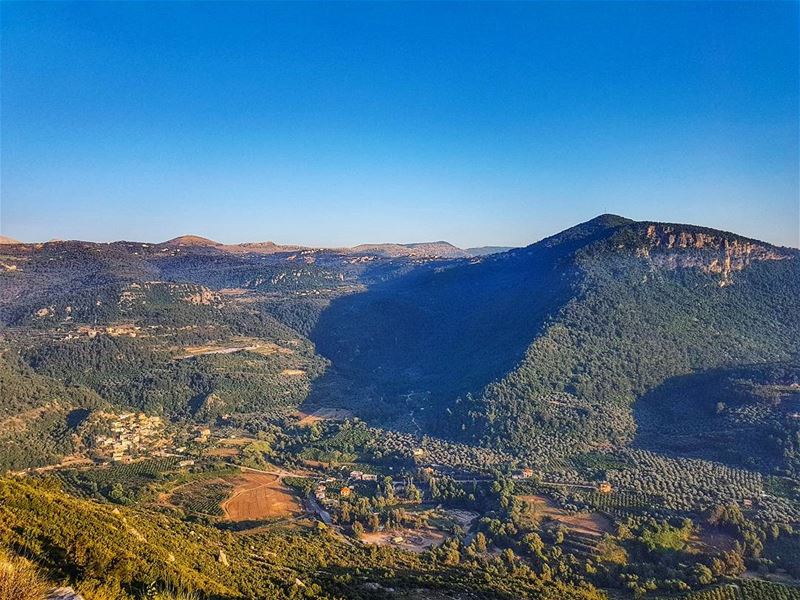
xmin=1 ymin=215 xmax=799 ymax=599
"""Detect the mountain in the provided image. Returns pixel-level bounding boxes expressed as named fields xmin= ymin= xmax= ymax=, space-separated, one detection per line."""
xmin=0 ymin=235 xmax=21 ymax=244
xmin=162 ymin=234 xmax=221 ymax=247
xmin=350 ymin=241 xmax=468 ymax=258
xmin=309 ymin=214 xmax=800 ymax=462
xmin=2 ymin=214 xmax=800 ymax=599
xmin=2 ymin=214 xmax=798 ymax=463
xmin=465 ymin=245 xmax=515 ymax=257
xmin=3 ymin=215 xmax=797 ymax=468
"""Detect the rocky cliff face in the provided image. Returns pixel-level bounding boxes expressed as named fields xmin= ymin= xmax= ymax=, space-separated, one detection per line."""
xmin=635 ymin=224 xmax=793 ymax=285
xmin=120 ymin=282 xmax=220 ymax=307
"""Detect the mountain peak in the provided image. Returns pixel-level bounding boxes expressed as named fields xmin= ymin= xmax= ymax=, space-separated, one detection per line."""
xmin=534 ymin=213 xmax=633 ymax=251
xmin=162 ymin=235 xmax=221 ymax=247
xmin=588 ymin=213 xmax=633 ymax=226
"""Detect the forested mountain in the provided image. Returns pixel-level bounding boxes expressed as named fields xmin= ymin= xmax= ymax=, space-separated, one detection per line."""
xmin=309 ymin=215 xmax=800 ymax=463
xmin=2 ymin=215 xmax=800 ymax=600
xmin=2 ymin=214 xmax=797 ymax=468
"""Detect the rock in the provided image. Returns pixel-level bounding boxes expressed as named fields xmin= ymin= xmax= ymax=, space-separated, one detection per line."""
xmin=47 ymin=587 xmax=85 ymax=600
xmin=217 ymin=549 xmax=229 ymax=566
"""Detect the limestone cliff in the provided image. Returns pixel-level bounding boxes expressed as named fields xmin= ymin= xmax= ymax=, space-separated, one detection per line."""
xmin=633 ymin=224 xmax=793 ymax=285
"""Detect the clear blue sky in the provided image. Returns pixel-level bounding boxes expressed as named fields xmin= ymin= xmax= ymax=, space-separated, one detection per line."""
xmin=1 ymin=1 xmax=798 ymax=248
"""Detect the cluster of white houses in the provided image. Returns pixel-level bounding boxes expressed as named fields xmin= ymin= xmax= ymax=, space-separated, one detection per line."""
xmin=93 ymin=413 xmax=165 ymax=461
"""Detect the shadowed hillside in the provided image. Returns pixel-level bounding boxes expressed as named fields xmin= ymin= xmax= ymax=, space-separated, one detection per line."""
xmin=307 ymin=216 xmax=633 ymax=428
xmin=308 ymin=215 xmax=800 ymax=460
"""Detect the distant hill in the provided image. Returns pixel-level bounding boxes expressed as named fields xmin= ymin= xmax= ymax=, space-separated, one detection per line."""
xmin=351 ymin=241 xmax=468 ymax=258
xmin=1 ymin=232 xmax=508 ymax=260
xmin=162 ymin=234 xmax=221 ymax=246
xmin=465 ymin=245 xmax=515 ymax=257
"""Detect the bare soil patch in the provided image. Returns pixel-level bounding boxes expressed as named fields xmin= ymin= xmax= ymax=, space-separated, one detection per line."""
xmin=221 ymin=472 xmax=303 ymax=522
xmin=360 ymin=527 xmax=447 ymax=553
xmin=281 ymin=369 xmax=305 ymax=376
xmin=298 ymin=407 xmax=354 ymax=426
xmin=519 ymin=494 xmax=613 ymax=537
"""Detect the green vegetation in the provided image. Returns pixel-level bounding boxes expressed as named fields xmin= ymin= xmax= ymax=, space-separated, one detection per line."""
xmin=56 ymin=458 xmax=182 ymax=504
xmin=0 ymin=353 xmax=102 ymax=471
xmin=0 ymin=476 xmax=606 ymax=599
xmin=685 ymin=581 xmax=800 ymax=599
xmin=170 ymin=480 xmax=233 ymax=516
xmin=2 ymin=216 xmax=800 ymax=598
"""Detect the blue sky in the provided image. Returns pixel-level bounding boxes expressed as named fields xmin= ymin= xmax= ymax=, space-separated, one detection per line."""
xmin=1 ymin=1 xmax=798 ymax=247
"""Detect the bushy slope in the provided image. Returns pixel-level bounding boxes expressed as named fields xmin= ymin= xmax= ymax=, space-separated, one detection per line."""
xmin=0 ymin=354 xmax=103 ymax=471
xmin=22 ymin=334 xmax=327 ymax=418
xmin=307 ymin=216 xmax=618 ymax=424
xmin=462 ymin=247 xmax=799 ymax=458
xmin=0 ymin=476 xmax=605 ymax=600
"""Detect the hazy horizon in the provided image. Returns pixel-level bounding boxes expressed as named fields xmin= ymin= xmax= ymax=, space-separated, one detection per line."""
xmin=3 ymin=209 xmax=800 ymax=250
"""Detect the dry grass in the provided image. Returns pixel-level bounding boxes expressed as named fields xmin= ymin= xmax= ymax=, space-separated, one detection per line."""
xmin=0 ymin=550 xmax=48 ymax=600
xmin=175 ymin=337 xmax=292 ymax=359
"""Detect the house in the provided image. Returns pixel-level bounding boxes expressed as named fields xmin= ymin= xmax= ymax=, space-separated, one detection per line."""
xmin=349 ymin=470 xmax=364 ymax=480
xmin=340 ymin=486 xmax=352 ymax=497
xmin=597 ymin=481 xmax=613 ymax=494
xmin=512 ymin=468 xmax=534 ymax=480
xmin=362 ymin=474 xmax=378 ymax=482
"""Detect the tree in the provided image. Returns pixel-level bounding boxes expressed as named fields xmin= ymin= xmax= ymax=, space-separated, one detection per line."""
xmin=471 ymin=532 xmax=488 ymax=553
xmin=352 ymin=522 xmax=364 ymax=539
xmin=382 ymin=476 xmax=395 ymax=502
xmin=405 ymin=482 xmax=421 ymax=503
xmin=368 ymin=513 xmax=380 ymax=532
